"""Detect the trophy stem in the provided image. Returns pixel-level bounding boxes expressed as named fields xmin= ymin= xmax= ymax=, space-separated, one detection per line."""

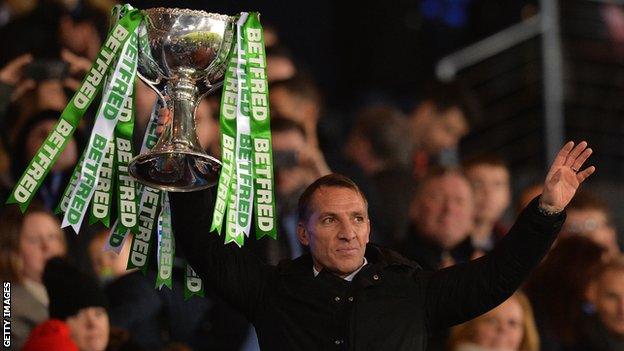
xmin=128 ymin=76 xmax=222 ymax=192
xmin=171 ymin=77 xmax=202 ymax=153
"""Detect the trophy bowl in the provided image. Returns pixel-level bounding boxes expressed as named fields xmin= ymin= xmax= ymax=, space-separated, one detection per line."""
xmin=129 ymin=8 xmax=236 ymax=192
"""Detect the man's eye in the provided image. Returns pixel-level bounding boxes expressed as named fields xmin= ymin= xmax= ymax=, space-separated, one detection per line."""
xmin=322 ymin=217 xmax=335 ymax=224
xmin=354 ymin=216 xmax=364 ymax=223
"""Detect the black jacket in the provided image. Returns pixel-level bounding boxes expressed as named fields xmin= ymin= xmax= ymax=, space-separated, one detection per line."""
xmin=170 ymin=190 xmax=564 ymax=351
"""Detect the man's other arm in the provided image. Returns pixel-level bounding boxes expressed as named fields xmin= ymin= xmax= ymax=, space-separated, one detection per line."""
xmin=169 ymin=189 xmax=272 ymax=321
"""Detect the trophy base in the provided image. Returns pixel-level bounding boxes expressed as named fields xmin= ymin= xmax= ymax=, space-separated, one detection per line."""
xmin=129 ymin=151 xmax=222 ymax=192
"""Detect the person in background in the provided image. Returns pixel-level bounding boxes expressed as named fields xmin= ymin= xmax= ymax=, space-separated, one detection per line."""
xmin=463 ymin=155 xmax=512 ymax=253
xmin=344 ymin=104 xmax=415 ymax=247
xmin=576 ymin=256 xmax=624 ymax=351
xmin=10 ymin=110 xmax=80 ymax=211
xmin=22 ymin=319 xmax=79 ymax=351
xmin=402 ymin=168 xmax=476 ymax=270
xmin=266 ymin=45 xmax=297 ymax=82
xmin=0 ymin=203 xmax=67 ymax=349
xmin=563 ymin=191 xmax=620 ymax=256
xmin=36 ymin=257 xmax=143 ymax=351
xmin=43 ymin=257 xmax=110 ymax=351
xmin=87 ymin=229 xmax=135 ymax=285
xmin=524 ymin=236 xmax=608 ymax=350
xmin=447 ymin=291 xmax=539 ymax=351
xmin=408 ymin=81 xmax=471 ymax=178
xmin=268 ymin=117 xmax=331 ymax=263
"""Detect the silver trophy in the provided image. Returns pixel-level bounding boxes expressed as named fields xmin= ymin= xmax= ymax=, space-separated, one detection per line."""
xmin=129 ymin=8 xmax=236 ymax=192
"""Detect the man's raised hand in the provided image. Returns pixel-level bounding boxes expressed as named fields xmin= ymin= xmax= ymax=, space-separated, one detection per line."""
xmin=539 ymin=141 xmax=595 ymax=213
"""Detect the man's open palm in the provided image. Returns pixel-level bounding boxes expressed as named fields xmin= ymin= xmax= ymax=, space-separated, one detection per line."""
xmin=540 ymin=141 xmax=595 ymax=211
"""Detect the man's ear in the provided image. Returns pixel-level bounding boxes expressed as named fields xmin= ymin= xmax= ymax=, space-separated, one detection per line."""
xmin=297 ymin=222 xmax=310 ymax=246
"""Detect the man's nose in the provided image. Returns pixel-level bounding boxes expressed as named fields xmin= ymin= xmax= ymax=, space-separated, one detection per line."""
xmin=337 ymin=221 xmax=356 ymax=240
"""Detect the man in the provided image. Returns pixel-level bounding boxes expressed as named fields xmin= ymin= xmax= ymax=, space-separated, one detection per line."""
xmin=564 ymin=191 xmax=620 ymax=256
xmin=169 ymin=141 xmax=594 ymax=350
xmin=344 ymin=105 xmax=414 ymax=247
xmin=577 ymin=256 xmax=624 ymax=350
xmin=463 ymin=155 xmax=512 ymax=253
xmin=402 ymin=168 xmax=476 ymax=270
xmin=408 ymin=81 xmax=471 ymax=178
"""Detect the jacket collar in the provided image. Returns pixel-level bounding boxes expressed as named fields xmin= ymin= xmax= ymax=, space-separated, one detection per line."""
xmin=276 ymin=243 xmax=420 ymax=276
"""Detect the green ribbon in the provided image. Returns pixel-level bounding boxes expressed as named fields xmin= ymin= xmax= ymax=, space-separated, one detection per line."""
xmin=114 ymin=81 xmax=138 ymax=233
xmin=56 ymin=151 xmax=85 ymax=214
xmin=211 ymin=12 xmax=276 ymax=245
xmin=184 ymin=263 xmax=205 ymax=300
xmin=7 ymin=6 xmax=143 ymax=212
xmin=61 ymin=27 xmax=140 ymax=233
xmin=244 ymin=13 xmax=277 ymax=239
xmin=211 ymin=30 xmax=238 ymax=236
xmin=89 ymin=140 xmax=115 ymax=226
xmin=156 ymin=193 xmax=174 ymax=290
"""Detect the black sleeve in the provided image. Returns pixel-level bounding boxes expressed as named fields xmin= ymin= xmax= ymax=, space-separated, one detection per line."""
xmin=423 ymin=196 xmax=565 ymax=330
xmin=169 ymin=189 xmax=273 ymax=322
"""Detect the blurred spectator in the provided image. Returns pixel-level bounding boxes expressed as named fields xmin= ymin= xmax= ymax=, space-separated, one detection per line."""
xmin=0 ymin=0 xmax=38 ymax=27
xmin=87 ymin=230 xmax=135 ymax=285
xmin=22 ymin=319 xmax=79 ymax=351
xmin=463 ymin=155 xmax=511 ymax=253
xmin=563 ymin=191 xmax=621 ymax=256
xmin=448 ymin=291 xmax=539 ymax=351
xmin=46 ymin=258 xmax=110 ymax=351
xmin=266 ymin=117 xmax=330 ymax=263
xmin=39 ymin=257 xmax=142 ymax=351
xmin=344 ymin=104 xmax=414 ymax=247
xmin=269 ymin=75 xmax=322 ymax=148
xmin=402 ymin=168 xmax=476 ymax=270
xmin=0 ymin=53 xmax=35 ymax=190
xmin=0 ymin=1 xmax=109 ymax=65
xmin=90 ymin=229 xmax=247 ymax=350
xmin=408 ymin=81 xmax=470 ymax=178
xmin=0 ymin=203 xmax=67 ymax=349
xmin=524 ymin=236 xmax=608 ymax=350
xmin=0 ymin=53 xmax=34 ymax=119
xmin=576 ymin=256 xmax=624 ymax=350
xmin=266 ymin=45 xmax=297 ymax=82
xmin=10 ymin=110 xmax=80 ymax=211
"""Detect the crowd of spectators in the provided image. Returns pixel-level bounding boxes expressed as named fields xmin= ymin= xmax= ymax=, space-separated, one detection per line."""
xmin=0 ymin=1 xmax=623 ymax=350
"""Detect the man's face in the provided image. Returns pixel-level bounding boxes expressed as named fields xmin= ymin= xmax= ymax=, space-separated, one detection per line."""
xmin=297 ymin=186 xmax=370 ymax=277
xmin=564 ymin=209 xmax=620 ymax=256
xmin=594 ymin=270 xmax=624 ymax=337
xmin=465 ymin=164 xmax=511 ymax=225
xmin=423 ymin=107 xmax=468 ymax=154
xmin=411 ymin=173 xmax=474 ymax=249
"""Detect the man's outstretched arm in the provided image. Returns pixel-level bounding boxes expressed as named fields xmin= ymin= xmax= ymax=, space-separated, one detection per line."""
xmin=423 ymin=141 xmax=595 ymax=330
xmin=169 ymin=188 xmax=272 ymax=322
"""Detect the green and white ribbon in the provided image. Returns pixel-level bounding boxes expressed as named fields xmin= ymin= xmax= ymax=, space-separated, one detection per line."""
xmin=105 ymin=101 xmax=160 ymax=254
xmin=233 ymin=12 xmax=254 ymax=244
xmin=244 ymin=13 xmax=277 ymax=239
xmin=125 ymin=100 xmax=164 ymax=272
xmin=114 ymin=83 xmax=138 ymax=233
xmin=61 ymin=27 xmax=139 ymax=233
xmin=156 ymin=193 xmax=174 ymax=289
xmin=126 ymin=185 xmax=160 ymax=272
xmin=211 ymin=25 xmax=238 ymax=237
xmin=7 ymin=6 xmax=142 ymax=212
xmin=184 ymin=263 xmax=204 ymax=300
xmin=89 ymin=139 xmax=115 ymax=226
xmin=211 ymin=12 xmax=277 ymax=245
